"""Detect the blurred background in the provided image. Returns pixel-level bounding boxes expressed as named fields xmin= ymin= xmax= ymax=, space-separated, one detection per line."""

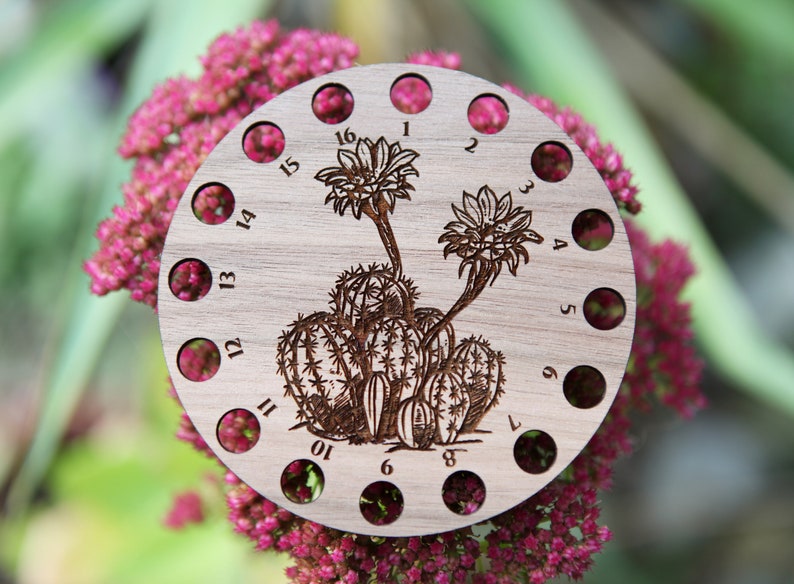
xmin=1 ymin=0 xmax=793 ymax=582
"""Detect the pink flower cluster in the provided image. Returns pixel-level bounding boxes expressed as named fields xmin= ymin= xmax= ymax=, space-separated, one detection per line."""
xmin=515 ymin=90 xmax=641 ymax=214
xmin=85 ymin=21 xmax=357 ymax=306
xmin=87 ymin=20 xmax=703 ymax=583
xmin=623 ymin=224 xmax=706 ymax=418
xmin=163 ymin=490 xmax=204 ymax=529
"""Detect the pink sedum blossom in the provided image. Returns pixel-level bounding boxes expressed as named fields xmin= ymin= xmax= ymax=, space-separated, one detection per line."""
xmin=86 ymin=20 xmax=704 ymax=583
xmin=85 ymin=22 xmax=357 ymax=306
xmin=163 ymin=490 xmax=204 ymax=529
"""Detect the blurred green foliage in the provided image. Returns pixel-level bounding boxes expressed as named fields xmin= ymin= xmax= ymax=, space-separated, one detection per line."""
xmin=1 ymin=0 xmax=793 ymax=582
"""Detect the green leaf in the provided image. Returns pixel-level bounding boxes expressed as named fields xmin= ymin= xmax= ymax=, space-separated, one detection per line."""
xmin=16 ymin=407 xmax=288 ymax=583
xmin=0 ymin=0 xmax=155 ymax=152
xmin=465 ymin=0 xmax=794 ymax=414
xmin=8 ymin=0 xmax=274 ymax=514
xmin=675 ymin=0 xmax=794 ymax=60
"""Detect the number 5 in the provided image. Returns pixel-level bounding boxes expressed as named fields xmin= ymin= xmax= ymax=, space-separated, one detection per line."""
xmin=279 ymin=156 xmax=300 ymax=177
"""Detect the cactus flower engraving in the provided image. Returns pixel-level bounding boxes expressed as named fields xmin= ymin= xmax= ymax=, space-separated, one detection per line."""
xmin=315 ymin=136 xmax=419 ymax=274
xmin=276 ymin=136 xmax=540 ymax=449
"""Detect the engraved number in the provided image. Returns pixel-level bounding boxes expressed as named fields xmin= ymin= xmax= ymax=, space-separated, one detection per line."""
xmin=542 ymin=366 xmax=558 ymax=379
xmin=442 ymin=450 xmax=457 ymax=467
xmin=403 ymin=121 xmax=410 ymax=136
xmin=464 ymin=137 xmax=478 ymax=153
xmin=561 ymin=304 xmax=576 ymax=315
xmin=225 ymin=338 xmax=244 ymax=359
xmin=553 ymin=239 xmax=568 ymax=251
xmin=236 ymin=208 xmax=256 ymax=230
xmin=335 ymin=127 xmax=357 ymax=145
xmin=279 ymin=156 xmax=300 ymax=177
xmin=257 ymin=398 xmax=277 ymax=417
xmin=508 ymin=415 xmax=522 ymax=431
xmin=519 ymin=180 xmax=535 ymax=193
xmin=311 ymin=439 xmax=334 ymax=461
xmin=381 ymin=459 xmax=394 ymax=475
xmin=218 ymin=271 xmax=236 ymax=289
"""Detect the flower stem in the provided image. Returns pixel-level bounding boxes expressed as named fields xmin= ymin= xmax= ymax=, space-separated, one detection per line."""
xmin=362 ymin=199 xmax=402 ymax=275
xmin=421 ymin=266 xmax=492 ymax=350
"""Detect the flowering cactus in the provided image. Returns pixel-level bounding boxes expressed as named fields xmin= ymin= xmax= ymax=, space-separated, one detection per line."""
xmin=396 ymin=396 xmax=437 ymax=449
xmin=86 ymin=20 xmax=704 ymax=583
xmin=448 ymin=336 xmax=505 ymax=432
xmin=425 ymin=370 xmax=470 ymax=444
xmin=315 ymin=137 xmax=420 ymax=274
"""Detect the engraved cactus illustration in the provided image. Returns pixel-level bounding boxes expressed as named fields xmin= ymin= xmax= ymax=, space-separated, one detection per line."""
xmin=276 ymin=136 xmax=542 ymax=449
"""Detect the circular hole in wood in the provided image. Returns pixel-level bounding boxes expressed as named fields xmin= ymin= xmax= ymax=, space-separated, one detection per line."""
xmin=467 ymin=93 xmax=509 ymax=134
xmin=442 ymin=470 xmax=485 ymax=516
xmin=531 ymin=141 xmax=573 ymax=182
xmin=177 ymin=338 xmax=220 ymax=382
xmin=281 ymin=459 xmax=324 ymax=504
xmin=563 ymin=365 xmax=606 ymax=409
xmin=168 ymin=259 xmax=211 ymax=301
xmin=359 ymin=481 xmax=404 ymax=526
xmin=584 ymin=287 xmax=626 ymax=330
xmin=390 ymin=73 xmax=432 ymax=114
xmin=312 ymin=83 xmax=354 ymax=124
xmin=216 ymin=408 xmax=260 ymax=453
xmin=572 ymin=209 xmax=614 ymax=251
xmin=192 ymin=182 xmax=235 ymax=225
xmin=242 ymin=122 xmax=285 ymax=163
xmin=514 ymin=430 xmax=557 ymax=474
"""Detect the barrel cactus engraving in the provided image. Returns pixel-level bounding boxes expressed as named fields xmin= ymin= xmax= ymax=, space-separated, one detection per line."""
xmin=274 ymin=136 xmax=542 ymax=449
xmin=364 ymin=372 xmax=392 ymax=442
xmin=330 ymin=264 xmax=415 ymax=328
xmin=449 ymin=337 xmax=506 ymax=432
xmin=396 ymin=397 xmax=436 ymax=450
xmin=426 ymin=370 xmax=470 ymax=444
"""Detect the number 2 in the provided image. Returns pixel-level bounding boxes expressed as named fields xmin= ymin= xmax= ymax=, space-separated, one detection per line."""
xmin=464 ymin=137 xmax=478 ymax=153
xmin=561 ymin=304 xmax=576 ymax=315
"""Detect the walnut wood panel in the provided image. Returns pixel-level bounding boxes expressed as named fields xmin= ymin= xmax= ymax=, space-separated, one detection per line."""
xmin=158 ymin=64 xmax=636 ymax=536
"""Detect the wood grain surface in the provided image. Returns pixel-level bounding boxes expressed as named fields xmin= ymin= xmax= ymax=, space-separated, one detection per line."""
xmin=158 ymin=64 xmax=636 ymax=536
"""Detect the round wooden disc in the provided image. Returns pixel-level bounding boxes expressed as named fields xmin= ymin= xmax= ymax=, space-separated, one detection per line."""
xmin=158 ymin=64 xmax=636 ymax=537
